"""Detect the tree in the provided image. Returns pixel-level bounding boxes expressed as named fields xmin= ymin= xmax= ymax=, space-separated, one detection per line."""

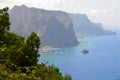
xmin=26 ymin=32 xmax=40 ymax=51
xmin=0 ymin=7 xmax=10 ymax=32
xmin=0 ymin=7 xmax=10 ymax=47
xmin=17 ymin=32 xmax=41 ymax=67
xmin=0 ymin=7 xmax=12 ymax=64
xmin=26 ymin=32 xmax=40 ymax=65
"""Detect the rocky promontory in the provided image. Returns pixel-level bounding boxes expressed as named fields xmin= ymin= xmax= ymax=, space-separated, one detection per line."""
xmin=9 ymin=5 xmax=78 ymax=48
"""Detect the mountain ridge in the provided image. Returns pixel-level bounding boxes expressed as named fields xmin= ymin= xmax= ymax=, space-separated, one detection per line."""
xmin=69 ymin=13 xmax=116 ymax=36
xmin=9 ymin=5 xmax=78 ymax=48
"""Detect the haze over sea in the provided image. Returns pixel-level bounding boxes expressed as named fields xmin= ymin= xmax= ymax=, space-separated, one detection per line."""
xmin=39 ymin=27 xmax=120 ymax=80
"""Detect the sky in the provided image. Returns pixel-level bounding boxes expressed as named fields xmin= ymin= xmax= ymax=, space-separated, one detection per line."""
xmin=0 ymin=0 xmax=120 ymax=28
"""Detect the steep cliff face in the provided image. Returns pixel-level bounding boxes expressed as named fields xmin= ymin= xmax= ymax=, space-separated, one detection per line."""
xmin=9 ymin=5 xmax=78 ymax=48
xmin=69 ymin=13 xmax=115 ymax=36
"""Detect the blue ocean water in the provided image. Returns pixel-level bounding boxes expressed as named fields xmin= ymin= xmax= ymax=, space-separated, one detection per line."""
xmin=38 ymin=29 xmax=120 ymax=80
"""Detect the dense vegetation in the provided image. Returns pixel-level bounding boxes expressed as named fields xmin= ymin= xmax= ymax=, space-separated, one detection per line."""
xmin=0 ymin=7 xmax=72 ymax=80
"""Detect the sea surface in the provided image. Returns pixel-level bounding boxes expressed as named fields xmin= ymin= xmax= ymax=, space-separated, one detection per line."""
xmin=38 ymin=28 xmax=120 ymax=80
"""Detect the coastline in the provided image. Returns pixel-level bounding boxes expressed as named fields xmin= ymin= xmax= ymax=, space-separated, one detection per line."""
xmin=79 ymin=41 xmax=89 ymax=45
xmin=39 ymin=46 xmax=60 ymax=53
xmin=39 ymin=41 xmax=89 ymax=54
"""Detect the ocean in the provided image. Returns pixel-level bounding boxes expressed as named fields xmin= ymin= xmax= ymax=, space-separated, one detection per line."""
xmin=38 ymin=28 xmax=120 ymax=80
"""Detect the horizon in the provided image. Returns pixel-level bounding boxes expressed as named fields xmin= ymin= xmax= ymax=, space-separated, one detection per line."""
xmin=0 ymin=0 xmax=120 ymax=28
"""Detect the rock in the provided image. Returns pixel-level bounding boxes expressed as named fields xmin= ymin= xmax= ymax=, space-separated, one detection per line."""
xmin=81 ymin=48 xmax=89 ymax=54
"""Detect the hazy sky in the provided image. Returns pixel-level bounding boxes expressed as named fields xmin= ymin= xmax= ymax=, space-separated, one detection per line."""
xmin=0 ymin=0 xmax=120 ymax=28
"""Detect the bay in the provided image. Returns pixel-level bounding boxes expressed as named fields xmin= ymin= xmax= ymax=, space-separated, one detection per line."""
xmin=38 ymin=29 xmax=120 ymax=80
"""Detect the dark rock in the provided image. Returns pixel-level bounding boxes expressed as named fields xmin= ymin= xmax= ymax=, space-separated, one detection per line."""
xmin=81 ymin=48 xmax=89 ymax=54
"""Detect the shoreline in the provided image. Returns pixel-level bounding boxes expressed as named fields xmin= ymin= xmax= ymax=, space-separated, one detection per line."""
xmin=79 ymin=41 xmax=89 ymax=45
xmin=39 ymin=46 xmax=60 ymax=53
xmin=39 ymin=41 xmax=89 ymax=54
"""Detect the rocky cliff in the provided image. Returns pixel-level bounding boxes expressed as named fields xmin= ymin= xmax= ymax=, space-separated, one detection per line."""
xmin=9 ymin=5 xmax=78 ymax=48
xmin=69 ymin=13 xmax=116 ymax=36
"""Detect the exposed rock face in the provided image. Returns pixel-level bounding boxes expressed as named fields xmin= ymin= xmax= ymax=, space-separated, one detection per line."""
xmin=9 ymin=5 xmax=78 ymax=48
xmin=69 ymin=13 xmax=116 ymax=36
